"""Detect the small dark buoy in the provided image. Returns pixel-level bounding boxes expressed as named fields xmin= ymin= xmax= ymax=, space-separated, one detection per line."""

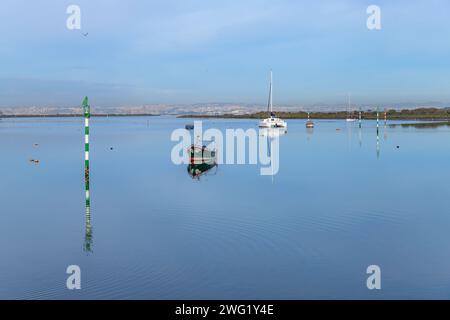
xmin=396 ymin=146 xmax=400 ymax=149
xmin=110 ymin=147 xmax=113 ymax=150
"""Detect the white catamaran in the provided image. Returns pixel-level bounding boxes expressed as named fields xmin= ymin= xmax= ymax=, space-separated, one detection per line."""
xmin=258 ymin=71 xmax=287 ymax=129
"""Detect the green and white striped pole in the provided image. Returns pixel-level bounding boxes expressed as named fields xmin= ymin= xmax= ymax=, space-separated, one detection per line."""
xmin=83 ymin=96 xmax=90 ymax=205
xmin=82 ymin=96 xmax=92 ymax=252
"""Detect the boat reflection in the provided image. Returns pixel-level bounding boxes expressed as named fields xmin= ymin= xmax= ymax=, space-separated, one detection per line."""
xmin=306 ymin=127 xmax=314 ymax=139
xmin=187 ymin=162 xmax=218 ymax=179
xmin=259 ymin=127 xmax=287 ymax=138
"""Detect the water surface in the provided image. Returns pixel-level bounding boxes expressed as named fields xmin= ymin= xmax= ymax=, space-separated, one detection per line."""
xmin=1 ymin=116 xmax=450 ymax=299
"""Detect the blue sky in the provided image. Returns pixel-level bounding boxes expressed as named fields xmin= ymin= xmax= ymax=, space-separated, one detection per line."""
xmin=1 ymin=0 xmax=450 ymax=107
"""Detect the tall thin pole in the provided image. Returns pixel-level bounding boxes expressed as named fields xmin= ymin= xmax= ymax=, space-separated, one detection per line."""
xmin=83 ymin=96 xmax=90 ymax=206
xmin=376 ymin=106 xmax=380 ymax=158
xmin=358 ymin=107 xmax=362 ymax=146
xmin=376 ymin=106 xmax=379 ymax=136
xmin=348 ymin=93 xmax=350 ymax=111
xmin=347 ymin=92 xmax=351 ymax=118
xmin=359 ymin=107 xmax=362 ymax=128
xmin=83 ymin=96 xmax=92 ymax=253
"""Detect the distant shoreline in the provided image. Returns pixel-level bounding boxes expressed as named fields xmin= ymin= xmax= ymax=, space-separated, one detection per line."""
xmin=178 ymin=108 xmax=450 ymax=121
xmin=1 ymin=107 xmax=450 ymax=121
xmin=0 ymin=113 xmax=159 ymax=119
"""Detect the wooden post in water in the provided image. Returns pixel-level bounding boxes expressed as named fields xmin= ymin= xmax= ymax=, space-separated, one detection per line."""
xmin=83 ymin=96 xmax=93 ymax=252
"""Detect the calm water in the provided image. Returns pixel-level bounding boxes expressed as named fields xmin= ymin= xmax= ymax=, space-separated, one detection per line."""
xmin=1 ymin=116 xmax=450 ymax=299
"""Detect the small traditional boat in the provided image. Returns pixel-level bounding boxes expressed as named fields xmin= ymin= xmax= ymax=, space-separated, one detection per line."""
xmin=185 ymin=124 xmax=194 ymax=130
xmin=187 ymin=144 xmax=217 ymax=179
xmin=188 ymin=144 xmax=216 ymax=165
xmin=306 ymin=112 xmax=314 ymax=128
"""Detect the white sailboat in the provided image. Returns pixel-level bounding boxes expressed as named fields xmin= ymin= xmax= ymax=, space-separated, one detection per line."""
xmin=346 ymin=93 xmax=356 ymax=122
xmin=258 ymin=71 xmax=287 ymax=129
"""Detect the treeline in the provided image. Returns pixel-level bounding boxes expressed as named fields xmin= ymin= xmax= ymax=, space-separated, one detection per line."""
xmin=179 ymin=108 xmax=450 ymax=120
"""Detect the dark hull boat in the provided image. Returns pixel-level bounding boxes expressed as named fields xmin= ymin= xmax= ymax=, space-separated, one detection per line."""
xmin=188 ymin=144 xmax=216 ymax=165
xmin=187 ymin=144 xmax=217 ymax=179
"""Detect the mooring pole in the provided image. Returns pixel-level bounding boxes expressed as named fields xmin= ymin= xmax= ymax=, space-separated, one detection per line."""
xmin=376 ymin=106 xmax=380 ymax=158
xmin=359 ymin=108 xmax=362 ymax=128
xmin=83 ymin=96 xmax=90 ymax=206
xmin=376 ymin=107 xmax=379 ymax=137
xmin=82 ymin=96 xmax=92 ymax=252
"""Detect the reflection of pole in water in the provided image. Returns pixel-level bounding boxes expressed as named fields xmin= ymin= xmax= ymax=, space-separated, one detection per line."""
xmin=358 ymin=126 xmax=362 ymax=147
xmin=83 ymin=97 xmax=93 ymax=253
xmin=84 ymin=200 xmax=92 ymax=252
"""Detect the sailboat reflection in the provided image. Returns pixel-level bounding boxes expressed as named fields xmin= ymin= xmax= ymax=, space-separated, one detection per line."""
xmin=259 ymin=127 xmax=287 ymax=138
xmin=259 ymin=127 xmax=283 ymax=179
xmin=187 ymin=144 xmax=218 ymax=179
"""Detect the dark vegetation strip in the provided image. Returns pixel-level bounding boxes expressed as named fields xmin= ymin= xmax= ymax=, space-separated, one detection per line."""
xmin=178 ymin=108 xmax=450 ymax=120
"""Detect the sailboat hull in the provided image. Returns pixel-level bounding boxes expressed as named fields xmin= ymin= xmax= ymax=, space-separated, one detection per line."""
xmin=258 ymin=118 xmax=287 ymax=128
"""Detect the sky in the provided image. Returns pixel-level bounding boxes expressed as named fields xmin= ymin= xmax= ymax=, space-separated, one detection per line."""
xmin=1 ymin=0 xmax=450 ymax=107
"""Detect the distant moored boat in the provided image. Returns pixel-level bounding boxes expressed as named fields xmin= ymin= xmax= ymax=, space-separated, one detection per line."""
xmin=306 ymin=112 xmax=314 ymax=128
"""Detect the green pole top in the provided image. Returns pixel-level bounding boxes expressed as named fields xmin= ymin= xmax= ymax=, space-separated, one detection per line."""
xmin=83 ymin=96 xmax=90 ymax=117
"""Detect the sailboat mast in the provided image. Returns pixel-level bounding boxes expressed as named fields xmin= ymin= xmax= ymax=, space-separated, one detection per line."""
xmin=267 ymin=71 xmax=273 ymax=115
xmin=348 ymin=92 xmax=351 ymax=116
xmin=270 ymin=71 xmax=273 ymax=113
